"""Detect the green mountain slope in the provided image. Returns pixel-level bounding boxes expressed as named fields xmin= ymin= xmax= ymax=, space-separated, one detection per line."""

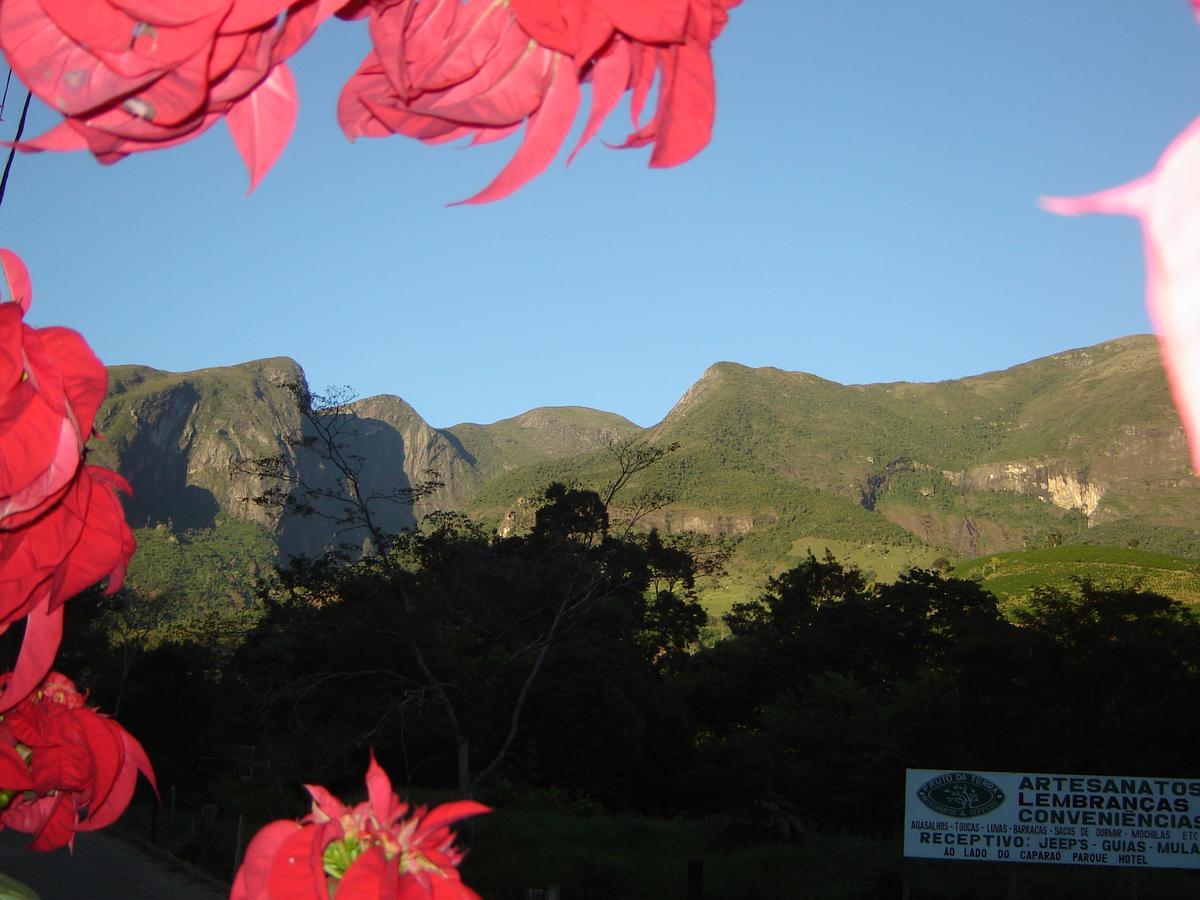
xmin=465 ymin=336 xmax=1199 ymax=610
xmin=473 ymin=337 xmax=1193 ymax=534
xmin=91 ymin=358 xmax=306 ymax=533
xmin=94 ymin=335 xmax=1200 ymax=614
xmin=953 ymin=545 xmax=1200 ymax=605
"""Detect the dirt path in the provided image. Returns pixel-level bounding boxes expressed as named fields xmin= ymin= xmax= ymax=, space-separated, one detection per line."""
xmin=0 ymin=828 xmax=228 ymax=899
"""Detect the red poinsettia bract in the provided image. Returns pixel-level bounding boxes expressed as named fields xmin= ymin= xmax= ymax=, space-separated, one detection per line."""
xmin=1044 ymin=116 xmax=1200 ymax=475
xmin=0 ymin=0 xmax=740 ymax=198
xmin=0 ymin=248 xmax=135 ymax=711
xmin=338 ymin=0 xmax=742 ymax=203
xmin=0 ymin=465 xmax=135 ymax=712
xmin=232 ymin=753 xmax=489 ymax=899
xmin=1 ymin=0 xmax=348 ymax=190
xmin=0 ymin=249 xmax=105 ymax=531
xmin=0 ymin=672 xmax=155 ymax=851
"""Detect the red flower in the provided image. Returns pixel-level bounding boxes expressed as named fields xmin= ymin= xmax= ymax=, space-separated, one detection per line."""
xmin=338 ymin=0 xmax=741 ymax=203
xmin=0 ymin=672 xmax=155 ymax=851
xmin=1 ymin=0 xmax=346 ymax=190
xmin=232 ymin=753 xmax=489 ymax=899
xmin=1 ymin=0 xmax=738 ymax=197
xmin=0 ymin=248 xmax=135 ymax=709
xmin=0 ymin=250 xmax=105 ymax=531
xmin=0 ymin=466 xmax=135 ymax=711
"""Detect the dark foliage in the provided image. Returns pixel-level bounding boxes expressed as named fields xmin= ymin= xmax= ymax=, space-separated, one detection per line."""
xmin=681 ymin=554 xmax=1200 ymax=831
xmin=58 ymin=529 xmax=1200 ymax=838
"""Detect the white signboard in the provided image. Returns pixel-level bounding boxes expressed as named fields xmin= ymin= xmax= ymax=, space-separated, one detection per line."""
xmin=904 ymin=769 xmax=1200 ymax=869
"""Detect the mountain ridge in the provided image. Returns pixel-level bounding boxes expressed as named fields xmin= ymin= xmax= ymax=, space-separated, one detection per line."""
xmin=91 ymin=334 xmax=1199 ymax=607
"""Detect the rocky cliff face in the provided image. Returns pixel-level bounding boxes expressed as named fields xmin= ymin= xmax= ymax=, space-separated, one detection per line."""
xmin=645 ymin=509 xmax=760 ymax=536
xmin=92 ymin=359 xmax=307 ymax=533
xmin=94 ymin=362 xmax=646 ymax=560
xmin=945 ymin=462 xmax=1105 ymax=519
xmin=91 ymin=360 xmax=484 ymax=559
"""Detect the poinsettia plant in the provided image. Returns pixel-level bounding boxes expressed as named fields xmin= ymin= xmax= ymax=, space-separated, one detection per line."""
xmin=338 ymin=0 xmax=741 ymax=202
xmin=4 ymin=0 xmax=742 ymax=200
xmin=0 ymin=244 xmax=148 ymax=860
xmin=0 ymin=250 xmax=135 ymax=713
xmin=0 ymin=671 xmax=155 ymax=852
xmin=1 ymin=0 xmax=342 ymax=190
xmin=231 ymin=753 xmax=488 ymax=899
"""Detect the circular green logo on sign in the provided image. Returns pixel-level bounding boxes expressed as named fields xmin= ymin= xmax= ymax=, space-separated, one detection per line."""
xmin=917 ymin=772 xmax=1005 ymax=818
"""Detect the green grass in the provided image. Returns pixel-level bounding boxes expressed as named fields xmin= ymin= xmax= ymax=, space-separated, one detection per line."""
xmin=1081 ymin=520 xmax=1200 ymax=559
xmin=953 ymin=544 xmax=1200 ymax=604
xmin=785 ymin=537 xmax=946 ymax=584
xmin=702 ymin=540 xmax=1200 ymax=632
xmin=698 ymin=534 xmax=944 ymax=625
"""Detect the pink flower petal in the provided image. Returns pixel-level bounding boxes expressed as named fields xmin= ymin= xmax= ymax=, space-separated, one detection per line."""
xmin=0 ymin=250 xmax=32 ymax=313
xmin=0 ymin=604 xmax=63 ymax=713
xmin=365 ymin=751 xmax=396 ymax=825
xmin=1044 ymin=115 xmax=1200 ymax=475
xmin=414 ymin=800 xmax=491 ymax=839
xmin=333 ymin=846 xmax=396 ymax=898
xmin=226 ymin=63 xmax=298 ymax=193
xmin=568 ymin=37 xmax=631 ymax=164
xmin=454 ymin=53 xmax=581 ymax=205
xmin=232 ymin=820 xmax=301 ymax=900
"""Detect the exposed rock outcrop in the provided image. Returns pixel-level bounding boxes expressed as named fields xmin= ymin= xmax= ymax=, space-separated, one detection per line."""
xmin=94 ymin=362 xmax=651 ymax=560
xmin=92 ymin=359 xmax=307 ymax=533
xmin=944 ymin=461 xmax=1105 ymax=519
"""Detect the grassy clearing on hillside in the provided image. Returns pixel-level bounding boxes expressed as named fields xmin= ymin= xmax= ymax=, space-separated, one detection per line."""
xmin=698 ymin=535 xmax=943 ymax=627
xmin=700 ymin=541 xmax=1200 ymax=633
xmin=1082 ymin=520 xmax=1200 ymax=559
xmin=786 ymin=537 xmax=946 ymax=584
xmin=953 ymin=545 xmax=1200 ymax=604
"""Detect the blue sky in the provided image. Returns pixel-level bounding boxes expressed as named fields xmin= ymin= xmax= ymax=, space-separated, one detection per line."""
xmin=5 ymin=2 xmax=1199 ymax=428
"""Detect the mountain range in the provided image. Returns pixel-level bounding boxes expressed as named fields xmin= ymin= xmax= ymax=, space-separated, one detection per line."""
xmin=88 ymin=335 xmax=1200 ymax=607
